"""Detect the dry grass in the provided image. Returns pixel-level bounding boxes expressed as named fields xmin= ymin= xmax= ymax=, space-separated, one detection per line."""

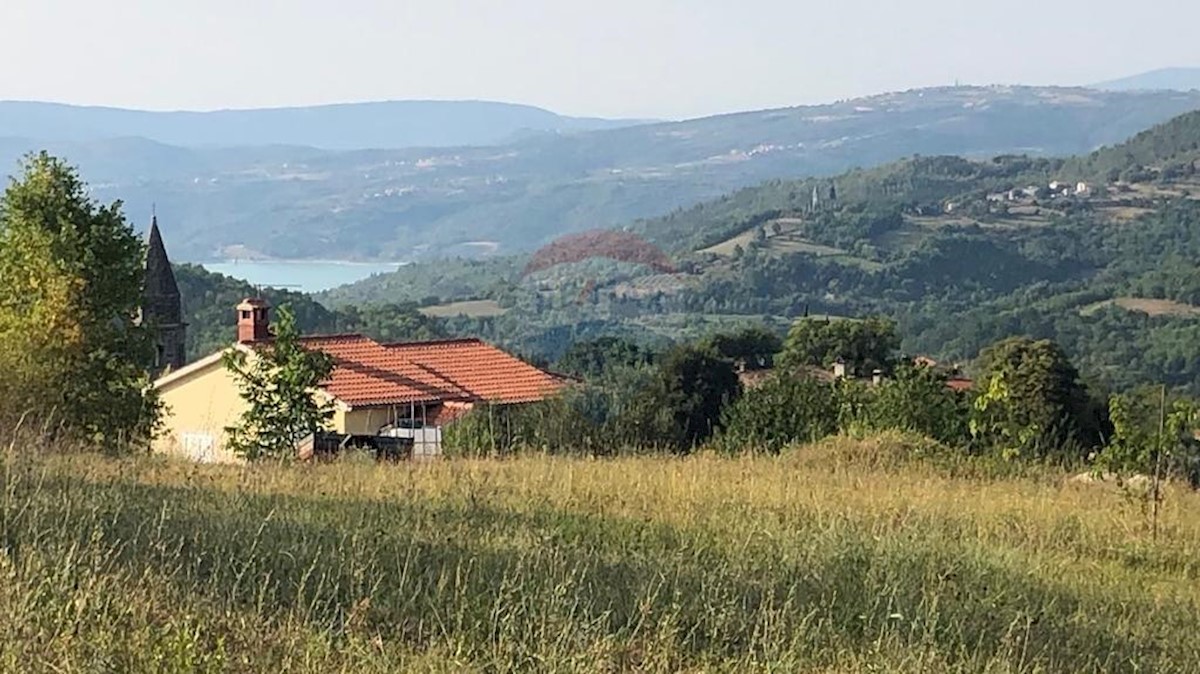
xmin=906 ymin=213 xmax=1054 ymax=231
xmin=699 ymin=220 xmax=804 ymax=256
xmin=1081 ymin=297 xmax=1200 ymax=318
xmin=2 ymin=434 xmax=1200 ymax=672
xmin=699 ymin=221 xmax=883 ymax=270
xmin=1095 ymin=205 xmax=1159 ymax=223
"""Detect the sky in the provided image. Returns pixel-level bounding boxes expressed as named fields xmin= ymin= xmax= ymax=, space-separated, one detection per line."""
xmin=1 ymin=0 xmax=1197 ymax=120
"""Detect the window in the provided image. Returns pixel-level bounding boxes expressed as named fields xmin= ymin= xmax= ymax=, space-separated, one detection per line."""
xmin=180 ymin=433 xmax=216 ymax=462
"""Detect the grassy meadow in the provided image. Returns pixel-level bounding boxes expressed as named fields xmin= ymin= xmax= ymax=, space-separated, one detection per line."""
xmin=418 ymin=299 xmax=509 ymax=319
xmin=2 ymin=434 xmax=1200 ymax=672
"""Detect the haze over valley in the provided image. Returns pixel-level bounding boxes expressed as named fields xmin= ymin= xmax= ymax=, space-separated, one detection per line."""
xmin=3 ymin=82 xmax=1200 ymax=262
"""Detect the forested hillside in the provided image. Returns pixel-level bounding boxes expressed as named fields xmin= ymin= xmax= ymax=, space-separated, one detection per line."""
xmin=176 ymin=264 xmax=445 ymax=360
xmin=319 ymin=107 xmax=1200 ymax=393
xmin=1061 ymin=109 xmax=1200 ymax=179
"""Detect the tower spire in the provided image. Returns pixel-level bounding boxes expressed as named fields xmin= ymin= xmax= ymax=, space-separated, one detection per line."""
xmin=142 ymin=212 xmax=187 ymax=375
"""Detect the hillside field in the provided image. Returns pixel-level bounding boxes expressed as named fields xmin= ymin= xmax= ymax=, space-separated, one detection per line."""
xmin=3 ymin=438 xmax=1199 ymax=672
xmin=1081 ymin=297 xmax=1200 ymax=318
xmin=418 ymin=299 xmax=508 ymax=318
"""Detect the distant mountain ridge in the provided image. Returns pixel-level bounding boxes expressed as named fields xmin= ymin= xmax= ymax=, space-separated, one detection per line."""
xmin=0 ymin=100 xmax=652 ymax=150
xmin=4 ymin=85 xmax=1200 ymax=261
xmin=1091 ymin=68 xmax=1200 ymax=92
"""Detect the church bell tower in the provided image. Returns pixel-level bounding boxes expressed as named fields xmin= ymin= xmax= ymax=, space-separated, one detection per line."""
xmin=142 ymin=215 xmax=187 ymax=376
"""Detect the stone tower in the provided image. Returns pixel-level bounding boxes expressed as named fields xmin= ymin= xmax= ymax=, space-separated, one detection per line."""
xmin=142 ymin=215 xmax=187 ymax=375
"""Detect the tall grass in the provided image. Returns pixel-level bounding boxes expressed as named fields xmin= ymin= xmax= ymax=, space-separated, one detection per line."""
xmin=2 ymin=433 xmax=1199 ymax=672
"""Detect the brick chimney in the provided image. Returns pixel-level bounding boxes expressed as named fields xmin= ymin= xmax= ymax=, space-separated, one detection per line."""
xmin=236 ymin=298 xmax=271 ymax=343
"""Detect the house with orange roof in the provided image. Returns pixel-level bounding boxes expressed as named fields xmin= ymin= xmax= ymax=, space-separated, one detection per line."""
xmin=152 ymin=299 xmax=567 ymax=462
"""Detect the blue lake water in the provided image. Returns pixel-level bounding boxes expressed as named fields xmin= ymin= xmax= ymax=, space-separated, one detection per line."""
xmin=202 ymin=260 xmax=404 ymax=294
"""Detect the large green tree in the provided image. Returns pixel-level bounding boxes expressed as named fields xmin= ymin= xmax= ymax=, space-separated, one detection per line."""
xmin=970 ymin=337 xmax=1104 ymax=458
xmin=631 ymin=345 xmax=741 ymax=453
xmin=702 ymin=325 xmax=783 ymax=370
xmin=555 ymin=336 xmax=654 ymax=379
xmin=863 ymin=363 xmax=971 ymax=445
xmin=779 ymin=317 xmax=899 ymax=376
xmin=223 ymin=306 xmax=335 ymax=461
xmin=0 ymin=153 xmax=159 ymax=448
xmin=718 ymin=375 xmax=838 ymax=454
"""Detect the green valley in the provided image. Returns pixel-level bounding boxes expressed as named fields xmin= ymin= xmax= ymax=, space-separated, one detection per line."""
xmin=321 ymin=108 xmax=1200 ymax=394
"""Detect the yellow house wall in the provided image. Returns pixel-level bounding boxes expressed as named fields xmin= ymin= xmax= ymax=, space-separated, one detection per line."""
xmin=154 ymin=355 xmax=428 ymax=461
xmin=154 ymin=358 xmax=247 ymax=463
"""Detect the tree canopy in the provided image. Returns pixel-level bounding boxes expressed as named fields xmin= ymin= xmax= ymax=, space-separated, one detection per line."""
xmin=779 ymin=317 xmax=899 ymax=376
xmin=0 ymin=153 xmax=158 ymax=448
xmin=701 ymin=325 xmax=783 ymax=370
xmin=633 ymin=345 xmax=741 ymax=453
xmin=555 ymin=336 xmax=654 ymax=379
xmin=970 ymin=337 xmax=1105 ymax=458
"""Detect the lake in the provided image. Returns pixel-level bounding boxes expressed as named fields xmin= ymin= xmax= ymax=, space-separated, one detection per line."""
xmin=202 ymin=260 xmax=404 ymax=293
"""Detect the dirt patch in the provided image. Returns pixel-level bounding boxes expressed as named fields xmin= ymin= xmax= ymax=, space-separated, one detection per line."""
xmin=1081 ymin=297 xmax=1200 ymax=318
xmin=1096 ymin=205 xmax=1158 ymax=223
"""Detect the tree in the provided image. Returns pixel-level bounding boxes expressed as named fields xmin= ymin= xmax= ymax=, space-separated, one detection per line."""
xmin=1098 ymin=387 xmax=1200 ymax=486
xmin=223 ymin=306 xmax=335 ymax=461
xmin=718 ymin=374 xmax=838 ymax=453
xmin=556 ymin=336 xmax=653 ymax=379
xmin=702 ymin=325 xmax=783 ymax=370
xmin=0 ymin=153 xmax=159 ymax=448
xmin=337 ymin=302 xmax=446 ymax=343
xmin=970 ymin=337 xmax=1103 ymax=458
xmin=864 ymin=363 xmax=970 ymax=444
xmin=779 ymin=316 xmax=899 ymax=375
xmin=631 ymin=345 xmax=741 ymax=452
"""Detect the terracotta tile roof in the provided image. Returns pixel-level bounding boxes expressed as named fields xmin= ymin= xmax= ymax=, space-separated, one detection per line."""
xmin=283 ymin=334 xmax=564 ymax=408
xmin=298 ymin=334 xmax=472 ymax=406
xmin=386 ymin=338 xmax=568 ymax=404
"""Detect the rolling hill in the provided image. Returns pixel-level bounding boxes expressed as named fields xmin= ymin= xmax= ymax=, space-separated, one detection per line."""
xmin=5 ymin=86 xmax=1200 ymax=262
xmin=321 ymin=106 xmax=1200 ymax=392
xmin=1092 ymin=67 xmax=1200 ymax=92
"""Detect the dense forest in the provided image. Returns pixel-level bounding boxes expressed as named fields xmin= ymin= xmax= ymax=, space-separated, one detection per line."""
xmin=177 ymin=264 xmax=445 ymax=359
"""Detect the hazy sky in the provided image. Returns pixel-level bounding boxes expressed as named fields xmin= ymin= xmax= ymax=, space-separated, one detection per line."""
xmin=1 ymin=0 xmax=1196 ymax=120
